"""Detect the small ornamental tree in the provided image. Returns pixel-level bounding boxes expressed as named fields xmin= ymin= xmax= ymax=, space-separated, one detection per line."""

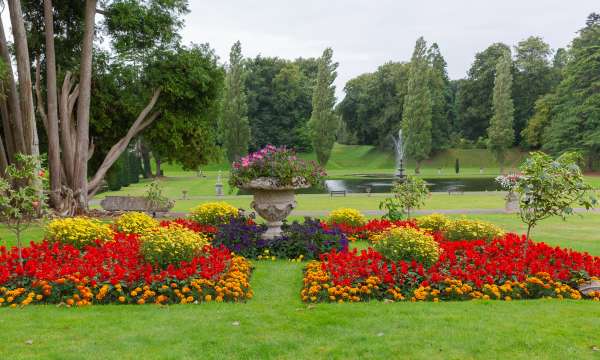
xmin=0 ymin=155 xmax=49 ymax=263
xmin=379 ymin=176 xmax=429 ymax=220
xmin=511 ymin=152 xmax=596 ymax=247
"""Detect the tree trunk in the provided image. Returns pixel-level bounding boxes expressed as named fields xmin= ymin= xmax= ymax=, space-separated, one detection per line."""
xmin=43 ymin=0 xmax=62 ymax=208
xmin=0 ymin=96 xmax=16 ymax=163
xmin=72 ymin=0 xmax=97 ymax=213
xmin=8 ymin=0 xmax=38 ymax=156
xmin=140 ymin=141 xmax=153 ymax=179
xmin=86 ymin=89 xmax=161 ymax=194
xmin=0 ymin=132 xmax=8 ymax=174
xmin=0 ymin=15 xmax=26 ymax=156
xmin=415 ymin=160 xmax=421 ymax=174
xmin=155 ymin=156 xmax=162 ymax=177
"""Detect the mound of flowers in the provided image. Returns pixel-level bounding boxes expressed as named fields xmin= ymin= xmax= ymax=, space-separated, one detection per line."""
xmin=0 ymin=230 xmax=252 ymax=308
xmin=302 ymin=231 xmax=600 ymax=303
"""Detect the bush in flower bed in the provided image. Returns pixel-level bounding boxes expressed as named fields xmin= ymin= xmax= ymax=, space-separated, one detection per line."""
xmin=324 ymin=218 xmax=417 ymax=241
xmin=327 ymin=208 xmax=367 ymax=228
xmin=301 ymin=233 xmax=600 ymax=303
xmin=0 ymin=234 xmax=253 ymax=307
xmin=371 ymin=226 xmax=440 ymax=266
xmin=212 ymin=216 xmax=268 ymax=258
xmin=45 ymin=217 xmax=113 ymax=249
xmin=267 ymin=218 xmax=349 ymax=260
xmin=139 ymin=223 xmax=211 ymax=268
xmin=114 ymin=212 xmax=158 ymax=235
xmin=229 ymin=145 xmax=326 ymax=189
xmin=189 ymin=202 xmax=240 ymax=226
xmin=414 ymin=214 xmax=504 ymax=242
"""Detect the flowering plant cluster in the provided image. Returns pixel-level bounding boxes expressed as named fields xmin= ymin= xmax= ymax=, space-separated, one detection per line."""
xmin=372 ymin=226 xmax=440 ymax=266
xmin=0 ymin=234 xmax=252 ymax=307
xmin=326 ymin=208 xmax=367 ymax=228
xmin=139 ymin=223 xmax=211 ymax=267
xmin=229 ymin=145 xmax=326 ymax=189
xmin=188 ymin=202 xmax=240 ymax=226
xmin=301 ymin=231 xmax=600 ymax=303
xmin=114 ymin=212 xmax=159 ymax=235
xmin=495 ymin=173 xmax=523 ymax=190
xmin=45 ymin=217 xmax=113 ymax=249
xmin=323 ymin=218 xmax=417 ymax=241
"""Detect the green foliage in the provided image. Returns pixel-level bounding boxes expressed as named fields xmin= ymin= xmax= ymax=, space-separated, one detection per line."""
xmin=402 ymin=37 xmax=432 ymax=172
xmin=512 ymin=36 xmax=555 ymax=143
xmin=455 ymin=158 xmax=460 ymax=174
xmin=372 ymin=226 xmax=440 ymax=266
xmin=308 ymin=48 xmax=339 ymax=166
xmin=0 ymin=155 xmax=49 ymax=259
xmin=488 ymin=51 xmax=515 ymax=170
xmin=144 ymin=180 xmax=171 ymax=211
xmin=379 ymin=176 xmax=429 ymax=220
xmin=511 ymin=152 xmax=597 ymax=241
xmin=337 ymin=62 xmax=410 ymax=148
xmin=143 ymin=45 xmax=225 ymax=171
xmin=522 ymin=93 xmax=556 ymax=148
xmin=456 ymin=43 xmax=511 ymax=140
xmin=543 ymin=14 xmax=600 ymax=169
xmin=220 ymin=41 xmax=250 ymax=162
xmin=245 ymin=56 xmax=317 ymax=151
xmin=428 ymin=43 xmax=452 ymax=152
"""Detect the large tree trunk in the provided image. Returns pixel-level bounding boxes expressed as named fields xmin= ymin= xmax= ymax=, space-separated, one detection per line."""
xmin=87 ymin=89 xmax=161 ymax=194
xmin=0 ymin=131 xmax=8 ymax=174
xmin=155 ymin=156 xmax=162 ymax=177
xmin=0 ymin=96 xmax=16 ymax=163
xmin=43 ymin=0 xmax=62 ymax=208
xmin=8 ymin=0 xmax=38 ymax=156
xmin=0 ymin=16 xmax=26 ymax=156
xmin=72 ymin=0 xmax=97 ymax=213
xmin=140 ymin=141 xmax=153 ymax=179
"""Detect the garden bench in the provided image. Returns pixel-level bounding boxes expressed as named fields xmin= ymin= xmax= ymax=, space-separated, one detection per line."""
xmin=330 ymin=190 xmax=347 ymax=198
xmin=100 ymin=196 xmax=174 ymax=213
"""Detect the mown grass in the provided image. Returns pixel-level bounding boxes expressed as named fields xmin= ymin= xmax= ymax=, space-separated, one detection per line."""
xmin=2 ymin=212 xmax=600 ymax=358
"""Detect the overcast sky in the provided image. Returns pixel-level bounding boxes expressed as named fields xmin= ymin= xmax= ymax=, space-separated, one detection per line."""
xmin=181 ymin=0 xmax=598 ymax=99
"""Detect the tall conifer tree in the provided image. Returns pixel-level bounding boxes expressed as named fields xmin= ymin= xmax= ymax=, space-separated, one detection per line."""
xmin=402 ymin=37 xmax=432 ymax=174
xmin=309 ymin=47 xmax=338 ymax=166
xmin=220 ymin=41 xmax=250 ymax=162
xmin=488 ymin=51 xmax=515 ymax=173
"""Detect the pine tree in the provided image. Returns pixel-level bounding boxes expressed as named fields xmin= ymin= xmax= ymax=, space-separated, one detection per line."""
xmin=220 ymin=41 xmax=251 ymax=162
xmin=308 ymin=48 xmax=339 ymax=166
xmin=427 ymin=43 xmax=451 ymax=153
xmin=402 ymin=37 xmax=432 ymax=174
xmin=487 ymin=51 xmax=515 ymax=173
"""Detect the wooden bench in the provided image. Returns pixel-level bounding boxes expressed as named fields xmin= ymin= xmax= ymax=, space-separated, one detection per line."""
xmin=330 ymin=190 xmax=347 ymax=198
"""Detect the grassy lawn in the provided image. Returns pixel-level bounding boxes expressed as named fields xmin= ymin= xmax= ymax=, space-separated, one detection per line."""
xmin=2 ymin=211 xmax=600 ymax=358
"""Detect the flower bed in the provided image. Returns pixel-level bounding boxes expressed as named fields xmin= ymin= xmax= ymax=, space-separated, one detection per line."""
xmin=302 ymin=232 xmax=600 ymax=303
xmin=0 ymin=233 xmax=252 ymax=307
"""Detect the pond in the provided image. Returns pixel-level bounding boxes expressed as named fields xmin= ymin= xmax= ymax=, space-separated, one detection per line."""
xmin=239 ymin=176 xmax=501 ymax=194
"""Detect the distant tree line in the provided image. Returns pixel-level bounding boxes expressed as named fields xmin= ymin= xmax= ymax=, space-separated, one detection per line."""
xmin=337 ymin=13 xmax=600 ymax=170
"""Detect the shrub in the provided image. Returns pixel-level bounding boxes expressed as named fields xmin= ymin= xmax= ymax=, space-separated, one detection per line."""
xmin=416 ymin=214 xmax=450 ymax=233
xmin=268 ymin=218 xmax=348 ymax=260
xmin=114 ymin=212 xmax=158 ymax=235
xmin=212 ymin=216 xmax=267 ymax=258
xmin=189 ymin=202 xmax=240 ymax=226
xmin=379 ymin=176 xmax=429 ymax=220
xmin=139 ymin=223 xmax=210 ymax=267
xmin=373 ymin=226 xmax=440 ymax=266
xmin=443 ymin=218 xmax=504 ymax=241
xmin=45 ymin=217 xmax=113 ymax=249
xmin=327 ymin=208 xmax=367 ymax=228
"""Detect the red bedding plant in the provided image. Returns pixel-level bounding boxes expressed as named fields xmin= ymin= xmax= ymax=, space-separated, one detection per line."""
xmin=322 ymin=219 xmax=417 ymax=241
xmin=160 ymin=218 xmax=218 ymax=235
xmin=0 ymin=233 xmax=252 ymax=307
xmin=302 ymin=232 xmax=600 ymax=303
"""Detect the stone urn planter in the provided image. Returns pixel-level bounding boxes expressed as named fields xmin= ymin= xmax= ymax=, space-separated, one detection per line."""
xmin=505 ymin=191 xmax=519 ymax=213
xmin=242 ymin=177 xmax=310 ymax=239
xmin=579 ymin=280 xmax=600 ymax=296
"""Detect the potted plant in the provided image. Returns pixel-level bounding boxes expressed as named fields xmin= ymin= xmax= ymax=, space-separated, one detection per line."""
xmin=229 ymin=145 xmax=326 ymax=238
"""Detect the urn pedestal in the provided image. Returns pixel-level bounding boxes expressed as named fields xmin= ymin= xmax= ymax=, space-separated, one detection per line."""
xmin=243 ymin=177 xmax=309 ymax=239
xmin=505 ymin=191 xmax=519 ymax=213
